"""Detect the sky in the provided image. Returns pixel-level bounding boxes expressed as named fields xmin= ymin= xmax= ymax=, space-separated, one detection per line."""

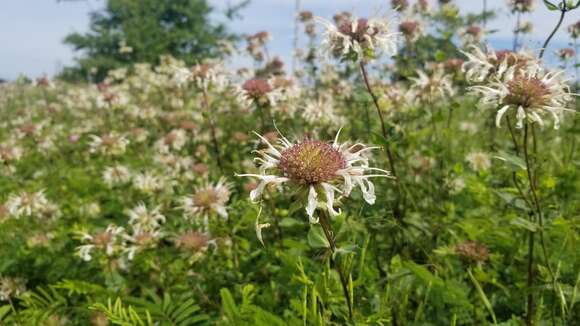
xmin=0 ymin=0 xmax=578 ymax=80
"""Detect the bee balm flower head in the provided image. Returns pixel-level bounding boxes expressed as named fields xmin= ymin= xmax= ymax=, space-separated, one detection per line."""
xmin=471 ymin=62 xmax=575 ymax=129
xmin=316 ymin=14 xmax=398 ymax=62
xmin=237 ymin=130 xmax=392 ymax=223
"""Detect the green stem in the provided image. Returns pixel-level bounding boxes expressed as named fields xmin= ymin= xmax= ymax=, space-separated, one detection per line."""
xmin=359 ymin=61 xmax=404 ymax=220
xmin=318 ymin=210 xmax=353 ymax=320
xmin=523 ymin=123 xmax=536 ymax=326
xmin=539 ymin=7 xmax=567 ymax=60
xmin=202 ymin=89 xmax=223 ymax=172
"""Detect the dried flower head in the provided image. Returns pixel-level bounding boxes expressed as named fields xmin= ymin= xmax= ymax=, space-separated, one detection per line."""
xmin=237 ymin=130 xmax=391 ymax=223
xmin=455 ymin=241 xmax=490 ymax=265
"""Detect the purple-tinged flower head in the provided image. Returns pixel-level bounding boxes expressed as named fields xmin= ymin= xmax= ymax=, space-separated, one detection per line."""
xmin=556 ymin=48 xmax=576 ymax=61
xmin=242 ymin=78 xmax=273 ymax=99
xmin=317 ymin=13 xmax=398 ymax=62
xmin=237 ymin=78 xmax=280 ymax=107
xmin=299 ymin=11 xmax=314 ymax=22
xmin=399 ymin=20 xmax=422 ymax=42
xmin=568 ymin=20 xmax=580 ymax=39
xmin=415 ymin=0 xmax=430 ymax=12
xmin=507 ymin=0 xmax=535 ymax=13
xmin=461 ymin=25 xmax=484 ymax=45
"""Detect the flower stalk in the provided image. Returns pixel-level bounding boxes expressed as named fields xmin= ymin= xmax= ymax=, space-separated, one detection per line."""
xmin=359 ymin=62 xmax=404 ymax=219
xmin=318 ymin=209 xmax=353 ymax=320
xmin=201 ymin=88 xmax=224 ymax=172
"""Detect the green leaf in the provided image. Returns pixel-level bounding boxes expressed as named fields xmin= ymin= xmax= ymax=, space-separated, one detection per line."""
xmin=467 ymin=269 xmax=498 ymax=325
xmin=494 ymin=151 xmax=526 ymax=170
xmin=307 ymin=225 xmax=330 ymax=249
xmin=511 ymin=217 xmax=539 ymax=232
xmin=220 ymin=288 xmax=238 ymax=320
xmin=543 ymin=0 xmax=560 ymax=10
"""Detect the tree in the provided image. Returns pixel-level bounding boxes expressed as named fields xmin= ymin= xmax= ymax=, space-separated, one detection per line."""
xmin=62 ymin=0 xmax=234 ymax=81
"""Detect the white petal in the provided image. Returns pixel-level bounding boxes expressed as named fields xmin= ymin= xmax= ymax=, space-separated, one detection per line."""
xmin=516 ymin=106 xmax=526 ymax=129
xmin=306 ymin=186 xmax=319 ymax=223
xmin=495 ymin=105 xmax=510 ymax=128
xmin=322 ymin=183 xmax=340 ymax=217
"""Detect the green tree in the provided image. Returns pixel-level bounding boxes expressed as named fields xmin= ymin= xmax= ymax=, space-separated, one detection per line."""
xmin=62 ymin=0 xmax=234 ymax=81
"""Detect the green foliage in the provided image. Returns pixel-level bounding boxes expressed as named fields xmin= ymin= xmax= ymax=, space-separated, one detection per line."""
xmin=62 ymin=0 xmax=234 ymax=82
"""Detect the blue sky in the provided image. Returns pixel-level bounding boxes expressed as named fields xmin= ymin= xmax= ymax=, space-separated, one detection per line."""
xmin=0 ymin=0 xmax=577 ymax=80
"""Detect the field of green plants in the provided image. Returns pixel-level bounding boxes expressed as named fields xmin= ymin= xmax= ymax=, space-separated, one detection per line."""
xmin=0 ymin=0 xmax=579 ymax=325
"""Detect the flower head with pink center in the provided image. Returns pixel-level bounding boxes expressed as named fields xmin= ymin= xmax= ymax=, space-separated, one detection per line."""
xmin=180 ymin=177 xmax=231 ymax=224
xmin=236 ymin=78 xmax=281 ymax=107
xmin=461 ymin=46 xmax=536 ymax=83
xmin=237 ymin=129 xmax=392 ymax=223
xmin=316 ymin=13 xmax=398 ymax=62
xmin=470 ymin=61 xmax=576 ymax=129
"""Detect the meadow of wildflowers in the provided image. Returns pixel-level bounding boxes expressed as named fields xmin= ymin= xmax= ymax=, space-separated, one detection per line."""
xmin=0 ymin=0 xmax=580 ymax=325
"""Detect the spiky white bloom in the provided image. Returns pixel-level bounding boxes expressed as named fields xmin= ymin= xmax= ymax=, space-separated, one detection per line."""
xmin=76 ymin=225 xmax=126 ymax=261
xmin=154 ymin=129 xmax=188 ymax=153
xmin=470 ymin=62 xmax=575 ymax=129
xmin=461 ymin=46 xmax=536 ymax=83
xmin=466 ymin=152 xmax=492 ymax=171
xmin=123 ymin=229 xmax=162 ymax=260
xmin=316 ymin=15 xmax=399 ymax=62
xmin=172 ymin=62 xmax=230 ymax=91
xmin=410 ymin=68 xmax=455 ymax=101
xmin=132 ymin=172 xmax=166 ymax=194
xmin=79 ymin=202 xmax=102 ymax=218
xmin=301 ymin=95 xmax=345 ymax=126
xmin=460 ymin=25 xmax=485 ymax=46
xmin=103 ymin=165 xmax=132 ymax=186
xmin=126 ymin=202 xmax=165 ymax=233
xmin=180 ymin=178 xmax=231 ymax=220
xmin=0 ymin=276 xmax=26 ymax=301
xmin=237 ymin=130 xmax=392 ymax=223
xmin=0 ymin=143 xmax=23 ymax=164
xmin=89 ymin=133 xmax=130 ymax=156
xmin=5 ymin=190 xmax=50 ymax=219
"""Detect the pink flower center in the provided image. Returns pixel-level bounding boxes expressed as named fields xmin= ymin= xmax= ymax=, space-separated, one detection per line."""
xmin=505 ymin=76 xmax=550 ymax=108
xmin=279 ymin=140 xmax=346 ymax=184
xmin=193 ymin=189 xmax=219 ymax=208
xmin=242 ymin=78 xmax=272 ymax=98
xmin=338 ymin=18 xmax=377 ymax=42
